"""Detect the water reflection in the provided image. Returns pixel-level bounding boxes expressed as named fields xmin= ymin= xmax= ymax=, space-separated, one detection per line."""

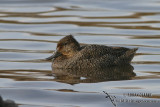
xmin=52 ymin=64 xmax=136 ymax=84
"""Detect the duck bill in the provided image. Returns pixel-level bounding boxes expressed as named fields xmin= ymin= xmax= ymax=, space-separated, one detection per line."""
xmin=46 ymin=51 xmax=61 ymax=60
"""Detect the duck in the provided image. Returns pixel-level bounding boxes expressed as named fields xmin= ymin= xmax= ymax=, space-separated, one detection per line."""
xmin=47 ymin=35 xmax=138 ymax=69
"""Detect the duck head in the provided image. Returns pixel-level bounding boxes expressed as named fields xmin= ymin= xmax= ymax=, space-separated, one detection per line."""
xmin=46 ymin=35 xmax=80 ymax=60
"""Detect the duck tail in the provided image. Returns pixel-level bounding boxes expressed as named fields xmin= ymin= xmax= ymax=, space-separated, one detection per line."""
xmin=124 ymin=48 xmax=138 ymax=63
xmin=114 ymin=48 xmax=138 ymax=65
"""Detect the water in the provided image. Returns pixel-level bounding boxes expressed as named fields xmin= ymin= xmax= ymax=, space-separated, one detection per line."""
xmin=0 ymin=0 xmax=160 ymax=107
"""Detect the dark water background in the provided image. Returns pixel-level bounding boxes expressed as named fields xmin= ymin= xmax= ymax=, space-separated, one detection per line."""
xmin=0 ymin=0 xmax=160 ymax=107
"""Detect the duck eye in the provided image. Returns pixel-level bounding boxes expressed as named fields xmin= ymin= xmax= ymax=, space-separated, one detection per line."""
xmin=63 ymin=42 xmax=68 ymax=45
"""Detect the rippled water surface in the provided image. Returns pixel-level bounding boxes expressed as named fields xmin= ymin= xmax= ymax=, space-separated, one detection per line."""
xmin=0 ymin=0 xmax=160 ymax=107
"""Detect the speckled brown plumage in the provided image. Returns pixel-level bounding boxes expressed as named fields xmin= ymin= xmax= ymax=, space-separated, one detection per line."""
xmin=47 ymin=35 xmax=138 ymax=69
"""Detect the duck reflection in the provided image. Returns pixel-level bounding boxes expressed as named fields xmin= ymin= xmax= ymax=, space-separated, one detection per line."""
xmin=52 ymin=64 xmax=136 ymax=84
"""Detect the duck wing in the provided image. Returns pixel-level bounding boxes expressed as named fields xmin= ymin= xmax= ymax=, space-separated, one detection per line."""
xmin=79 ymin=45 xmax=132 ymax=58
xmin=78 ymin=45 xmax=138 ymax=66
